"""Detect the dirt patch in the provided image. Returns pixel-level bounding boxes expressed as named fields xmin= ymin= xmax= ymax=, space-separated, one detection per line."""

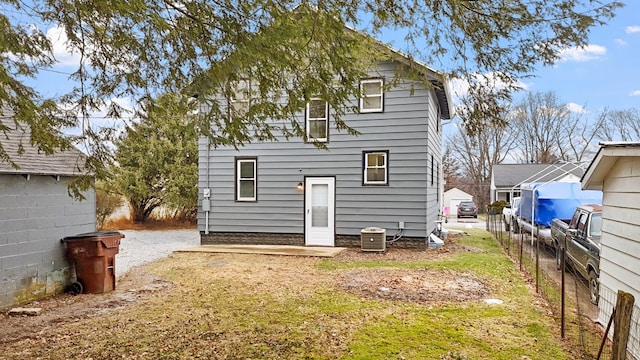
xmin=330 ymin=238 xmax=490 ymax=303
xmin=338 ymin=268 xmax=489 ymax=303
xmin=0 ymin=267 xmax=171 ymax=345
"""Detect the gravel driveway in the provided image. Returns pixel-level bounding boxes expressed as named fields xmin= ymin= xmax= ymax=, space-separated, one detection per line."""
xmin=115 ymin=229 xmax=200 ymax=277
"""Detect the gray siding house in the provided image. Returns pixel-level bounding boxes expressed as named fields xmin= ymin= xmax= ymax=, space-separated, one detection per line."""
xmin=0 ymin=116 xmax=95 ymax=309
xmin=198 ymin=58 xmax=452 ymax=249
xmin=582 ymin=142 xmax=640 ymax=359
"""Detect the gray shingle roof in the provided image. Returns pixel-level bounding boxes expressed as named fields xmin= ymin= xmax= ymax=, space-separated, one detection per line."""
xmin=0 ymin=111 xmax=86 ymax=177
xmin=492 ymin=163 xmax=585 ymax=188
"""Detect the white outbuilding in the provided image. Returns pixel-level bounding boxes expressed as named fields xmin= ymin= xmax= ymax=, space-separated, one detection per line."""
xmin=443 ymin=188 xmax=473 ymax=217
xmin=582 ymin=141 xmax=640 ymax=359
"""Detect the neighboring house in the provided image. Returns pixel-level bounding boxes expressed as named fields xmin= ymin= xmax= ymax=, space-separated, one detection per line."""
xmin=581 ymin=142 xmax=640 ymax=359
xmin=443 ymin=188 xmax=473 ymax=217
xmin=491 ymin=163 xmax=584 ymax=204
xmin=0 ymin=115 xmax=95 ymax=310
xmin=198 ymin=51 xmax=452 ymax=249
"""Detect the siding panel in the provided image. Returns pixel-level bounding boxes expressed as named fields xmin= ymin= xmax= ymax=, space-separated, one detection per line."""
xmin=596 ymin=157 xmax=640 ymax=359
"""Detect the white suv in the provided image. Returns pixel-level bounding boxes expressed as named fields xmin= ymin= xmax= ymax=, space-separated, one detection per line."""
xmin=502 ymin=197 xmax=520 ymax=232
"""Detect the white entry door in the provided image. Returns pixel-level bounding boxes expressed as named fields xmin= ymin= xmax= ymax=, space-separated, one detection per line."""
xmin=304 ymin=177 xmax=335 ymax=246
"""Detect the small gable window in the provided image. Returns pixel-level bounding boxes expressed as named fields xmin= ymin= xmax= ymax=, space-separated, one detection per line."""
xmin=230 ymin=79 xmax=251 ymax=116
xmin=363 ymin=151 xmax=388 ymax=185
xmin=360 ymin=79 xmax=384 ymax=113
xmin=306 ymin=98 xmax=328 ymax=142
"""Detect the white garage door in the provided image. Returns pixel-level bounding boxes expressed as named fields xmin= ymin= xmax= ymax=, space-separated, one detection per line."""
xmin=449 ymin=198 xmax=470 ymax=216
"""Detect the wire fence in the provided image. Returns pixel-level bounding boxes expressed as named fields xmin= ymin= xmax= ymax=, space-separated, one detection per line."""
xmin=485 ymin=213 xmax=614 ymax=360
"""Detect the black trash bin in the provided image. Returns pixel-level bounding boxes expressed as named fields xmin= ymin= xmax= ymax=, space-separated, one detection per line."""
xmin=63 ymin=231 xmax=124 ymax=294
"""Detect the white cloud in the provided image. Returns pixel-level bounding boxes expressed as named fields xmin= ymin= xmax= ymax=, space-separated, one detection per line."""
xmin=566 ymin=102 xmax=587 ymax=114
xmin=614 ymin=38 xmax=627 ymax=46
xmin=625 ymin=25 xmax=640 ymax=34
xmin=558 ymin=44 xmax=606 ymax=62
xmin=47 ymin=24 xmax=137 ymax=74
xmin=46 ymin=26 xmax=82 ymax=67
xmin=630 ymin=90 xmax=640 ymax=97
xmin=90 ymin=97 xmax=135 ymax=122
xmin=448 ymin=77 xmax=471 ymax=103
xmin=448 ymin=72 xmax=529 ymax=105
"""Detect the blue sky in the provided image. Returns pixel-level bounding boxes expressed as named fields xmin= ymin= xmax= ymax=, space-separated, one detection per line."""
xmin=374 ymin=1 xmax=640 ymax=117
xmin=525 ymin=2 xmax=640 ymax=114
xmin=27 ymin=2 xmax=640 ymax=120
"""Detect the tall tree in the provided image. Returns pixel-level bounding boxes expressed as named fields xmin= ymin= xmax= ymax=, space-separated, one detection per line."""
xmin=442 ymin=146 xmax=463 ymax=192
xmin=555 ymin=107 xmax=605 ymax=163
xmin=597 ymin=107 xmax=640 ymax=142
xmin=0 ymin=0 xmax=623 ymax=194
xmin=510 ymin=91 xmax=569 ymax=163
xmin=446 ymin=91 xmax=516 ymax=208
xmin=508 ymin=90 xmax=608 ymax=164
xmin=112 ymin=94 xmax=198 ymax=223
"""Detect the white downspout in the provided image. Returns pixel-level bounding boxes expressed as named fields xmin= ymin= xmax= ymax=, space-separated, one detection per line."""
xmin=204 ymin=136 xmax=211 ymax=235
xmin=197 ymin=97 xmax=210 ymax=235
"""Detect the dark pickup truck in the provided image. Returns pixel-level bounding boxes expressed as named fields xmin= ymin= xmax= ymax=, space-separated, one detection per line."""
xmin=550 ymin=204 xmax=603 ymax=305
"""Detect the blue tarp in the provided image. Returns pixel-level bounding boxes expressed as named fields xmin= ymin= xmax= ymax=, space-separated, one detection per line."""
xmin=519 ymin=182 xmax=602 ymax=227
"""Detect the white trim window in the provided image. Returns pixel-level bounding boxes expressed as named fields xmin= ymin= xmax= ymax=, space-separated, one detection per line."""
xmin=236 ymin=158 xmax=257 ymax=201
xmin=230 ymin=79 xmax=251 ymax=115
xmin=363 ymin=151 xmax=388 ymax=185
xmin=306 ymin=98 xmax=328 ymax=142
xmin=360 ymin=78 xmax=384 ymax=113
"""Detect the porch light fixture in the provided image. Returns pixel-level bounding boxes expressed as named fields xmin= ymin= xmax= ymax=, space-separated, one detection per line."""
xmin=297 ymin=182 xmax=304 ymax=190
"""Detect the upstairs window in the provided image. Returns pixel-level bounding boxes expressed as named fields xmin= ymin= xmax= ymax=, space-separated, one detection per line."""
xmin=230 ymin=79 xmax=251 ymax=116
xmin=236 ymin=157 xmax=257 ymax=201
xmin=363 ymin=151 xmax=388 ymax=185
xmin=360 ymin=78 xmax=384 ymax=113
xmin=306 ymin=98 xmax=328 ymax=142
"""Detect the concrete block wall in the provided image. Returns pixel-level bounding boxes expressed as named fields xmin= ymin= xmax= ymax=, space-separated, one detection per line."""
xmin=201 ymin=232 xmax=427 ymax=250
xmin=201 ymin=232 xmax=304 ymax=246
xmin=0 ymin=174 xmax=96 ymax=309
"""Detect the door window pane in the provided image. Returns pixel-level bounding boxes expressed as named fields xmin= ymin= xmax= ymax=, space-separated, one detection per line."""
xmin=311 ymin=184 xmax=328 ymax=227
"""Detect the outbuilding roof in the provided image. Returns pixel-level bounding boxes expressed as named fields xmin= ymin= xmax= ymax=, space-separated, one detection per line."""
xmin=492 ymin=163 xmax=585 ymax=189
xmin=0 ymin=111 xmax=86 ymax=177
xmin=582 ymin=141 xmax=640 ymax=190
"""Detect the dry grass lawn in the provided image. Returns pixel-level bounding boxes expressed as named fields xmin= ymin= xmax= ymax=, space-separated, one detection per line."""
xmin=0 ymin=230 xmax=597 ymax=359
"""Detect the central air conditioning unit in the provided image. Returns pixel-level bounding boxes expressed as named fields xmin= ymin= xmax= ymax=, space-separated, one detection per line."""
xmin=360 ymin=227 xmax=386 ymax=252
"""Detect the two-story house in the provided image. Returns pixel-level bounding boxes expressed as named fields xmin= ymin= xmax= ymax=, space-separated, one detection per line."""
xmin=197 ymin=44 xmax=452 ymax=249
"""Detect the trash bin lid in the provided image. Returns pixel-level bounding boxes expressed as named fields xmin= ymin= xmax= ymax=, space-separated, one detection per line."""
xmin=63 ymin=231 xmax=124 ymax=241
